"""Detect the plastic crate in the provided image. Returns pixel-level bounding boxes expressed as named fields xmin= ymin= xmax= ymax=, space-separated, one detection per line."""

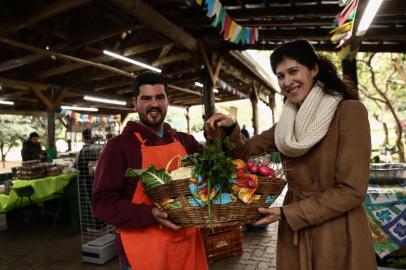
xmin=201 ymin=225 xmax=243 ymax=263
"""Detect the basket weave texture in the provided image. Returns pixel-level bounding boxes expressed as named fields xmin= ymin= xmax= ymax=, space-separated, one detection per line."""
xmin=145 ymin=176 xmax=286 ymax=227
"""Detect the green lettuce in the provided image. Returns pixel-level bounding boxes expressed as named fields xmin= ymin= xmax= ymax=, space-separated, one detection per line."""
xmin=125 ymin=164 xmax=171 ymax=189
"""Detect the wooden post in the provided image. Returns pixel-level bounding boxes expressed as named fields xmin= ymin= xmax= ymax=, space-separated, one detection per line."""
xmin=342 ymin=57 xmax=358 ymax=88
xmin=269 ymin=93 xmax=276 ymax=125
xmin=47 ymin=109 xmax=56 ymax=149
xmin=202 ymin=68 xmax=215 ymax=121
xmin=250 ymin=84 xmax=259 ymax=135
xmin=185 ymin=107 xmax=190 ymax=134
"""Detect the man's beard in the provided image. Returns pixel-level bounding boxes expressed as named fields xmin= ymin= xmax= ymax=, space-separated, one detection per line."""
xmin=139 ymin=107 xmax=166 ymax=127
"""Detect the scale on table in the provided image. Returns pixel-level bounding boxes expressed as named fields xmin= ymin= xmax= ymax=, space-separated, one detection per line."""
xmin=82 ymin=233 xmax=116 ymax=264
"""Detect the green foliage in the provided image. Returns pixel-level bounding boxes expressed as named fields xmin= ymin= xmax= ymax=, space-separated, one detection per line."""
xmin=125 ymin=165 xmax=171 ymax=189
xmin=182 ymin=139 xmax=236 ymax=189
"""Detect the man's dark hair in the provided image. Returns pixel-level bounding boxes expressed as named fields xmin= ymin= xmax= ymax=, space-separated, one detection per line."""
xmin=29 ymin=132 xmax=39 ymax=139
xmin=82 ymin=128 xmax=92 ymax=141
xmin=132 ymin=71 xmax=168 ymax=97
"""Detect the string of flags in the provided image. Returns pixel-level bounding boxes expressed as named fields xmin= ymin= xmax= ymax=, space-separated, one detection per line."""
xmin=195 ymin=0 xmax=258 ymax=45
xmin=61 ymin=109 xmax=118 ymax=124
xmin=330 ymin=0 xmax=359 ymax=60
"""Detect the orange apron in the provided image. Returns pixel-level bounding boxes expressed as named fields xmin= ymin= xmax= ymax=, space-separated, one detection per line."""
xmin=120 ymin=132 xmax=208 ymax=270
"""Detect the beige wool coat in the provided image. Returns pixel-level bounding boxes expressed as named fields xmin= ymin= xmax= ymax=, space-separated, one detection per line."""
xmin=229 ymin=100 xmax=377 ymax=270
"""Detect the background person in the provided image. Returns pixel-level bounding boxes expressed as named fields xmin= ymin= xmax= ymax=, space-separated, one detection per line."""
xmin=205 ymin=40 xmax=377 ymax=270
xmin=21 ymin=132 xmax=47 ymax=162
xmin=76 ymin=128 xmax=104 ymax=231
xmin=92 ymin=71 xmax=207 ymax=270
xmin=240 ymin=124 xmax=250 ymax=139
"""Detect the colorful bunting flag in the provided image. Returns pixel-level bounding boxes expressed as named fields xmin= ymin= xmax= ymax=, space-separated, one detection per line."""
xmin=330 ymin=0 xmax=359 ymax=60
xmin=195 ymin=0 xmax=258 ymax=45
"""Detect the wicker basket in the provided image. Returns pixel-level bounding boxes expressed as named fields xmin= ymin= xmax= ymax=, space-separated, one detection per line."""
xmin=145 ymin=176 xmax=286 ymax=227
xmin=201 ymin=225 xmax=243 ymax=263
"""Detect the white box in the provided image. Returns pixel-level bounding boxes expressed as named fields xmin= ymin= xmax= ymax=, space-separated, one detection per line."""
xmin=82 ymin=233 xmax=116 ymax=264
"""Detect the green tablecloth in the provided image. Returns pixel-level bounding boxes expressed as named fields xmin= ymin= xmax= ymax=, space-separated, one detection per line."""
xmin=0 ymin=174 xmax=76 ymax=213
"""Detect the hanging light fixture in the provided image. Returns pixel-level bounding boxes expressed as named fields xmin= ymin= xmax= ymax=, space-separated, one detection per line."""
xmin=356 ymin=0 xmax=384 ymax=36
xmin=194 ymin=82 xmax=219 ymax=93
xmin=61 ymin=105 xmax=98 ymax=112
xmin=0 ymin=100 xmax=14 ymax=105
xmin=84 ymin=95 xmax=126 ymax=106
xmin=103 ymin=50 xmax=162 ymax=73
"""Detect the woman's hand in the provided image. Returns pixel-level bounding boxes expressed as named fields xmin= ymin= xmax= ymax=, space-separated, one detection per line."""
xmin=205 ymin=113 xmax=235 ymax=139
xmin=152 ymin=207 xmax=181 ymax=230
xmin=206 ymin=113 xmax=235 ymax=129
xmin=254 ymin=207 xmax=282 ymax=225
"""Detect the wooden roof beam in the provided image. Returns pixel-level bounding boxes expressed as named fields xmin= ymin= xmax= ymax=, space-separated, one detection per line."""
xmin=0 ymin=37 xmax=135 ymax=79
xmin=0 ymin=0 xmax=93 ymax=35
xmin=94 ymin=80 xmax=133 ymax=92
xmin=229 ymin=51 xmax=276 ymax=94
xmin=0 ymin=77 xmax=134 ymax=108
xmin=0 ymin=23 xmax=144 ymax=73
xmin=112 ymin=0 xmax=198 ymax=51
xmin=227 ymin=4 xmax=340 ymax=18
xmin=31 ymin=87 xmax=53 ymax=110
xmin=75 ymin=52 xmax=192 ymax=83
xmin=37 ymin=41 xmax=170 ymax=79
xmin=221 ymin=62 xmax=252 ymax=84
xmin=168 ymin=84 xmax=202 ymax=96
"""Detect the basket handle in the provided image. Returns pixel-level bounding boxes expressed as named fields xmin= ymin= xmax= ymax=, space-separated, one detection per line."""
xmin=165 ymin=154 xmax=182 ymax=172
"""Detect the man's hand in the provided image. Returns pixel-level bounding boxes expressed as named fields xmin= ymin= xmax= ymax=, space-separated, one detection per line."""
xmin=254 ymin=207 xmax=281 ymax=225
xmin=152 ymin=207 xmax=181 ymax=230
xmin=205 ymin=113 xmax=235 ymax=140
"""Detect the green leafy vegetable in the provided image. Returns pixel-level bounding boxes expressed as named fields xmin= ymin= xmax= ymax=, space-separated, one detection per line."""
xmin=182 ymin=139 xmax=235 ymax=188
xmin=125 ymin=165 xmax=171 ymax=189
xmin=182 ymin=139 xmax=236 ymax=224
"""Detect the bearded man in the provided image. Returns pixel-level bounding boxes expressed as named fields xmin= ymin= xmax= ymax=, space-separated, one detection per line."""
xmin=92 ymin=71 xmax=207 ymax=270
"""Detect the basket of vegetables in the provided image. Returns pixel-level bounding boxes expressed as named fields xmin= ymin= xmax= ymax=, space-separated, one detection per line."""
xmin=126 ymin=140 xmax=286 ymax=227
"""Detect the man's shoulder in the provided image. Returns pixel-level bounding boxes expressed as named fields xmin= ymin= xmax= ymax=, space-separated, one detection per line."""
xmin=174 ymin=131 xmax=196 ymax=141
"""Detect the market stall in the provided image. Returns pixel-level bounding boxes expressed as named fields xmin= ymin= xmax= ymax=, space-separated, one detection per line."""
xmin=365 ymin=163 xmax=406 ymax=258
xmin=0 ymin=173 xmax=76 ymax=213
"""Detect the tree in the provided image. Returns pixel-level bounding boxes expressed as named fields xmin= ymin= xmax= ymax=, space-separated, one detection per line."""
xmin=0 ymin=116 xmax=31 ymax=168
xmin=358 ymin=53 xmax=406 ymax=162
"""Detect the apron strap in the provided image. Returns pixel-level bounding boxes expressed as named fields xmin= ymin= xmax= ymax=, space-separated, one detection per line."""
xmin=134 ymin=131 xmax=179 ymax=147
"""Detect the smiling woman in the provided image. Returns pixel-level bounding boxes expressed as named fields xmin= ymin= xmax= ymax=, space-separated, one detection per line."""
xmin=205 ymin=40 xmax=377 ymax=270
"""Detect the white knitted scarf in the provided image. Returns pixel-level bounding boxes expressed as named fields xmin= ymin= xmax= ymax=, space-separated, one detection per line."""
xmin=275 ymin=83 xmax=343 ymax=158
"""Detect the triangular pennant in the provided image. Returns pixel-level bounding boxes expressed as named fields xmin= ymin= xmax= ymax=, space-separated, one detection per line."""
xmin=220 ymin=9 xmax=227 ymax=29
xmin=250 ymin=28 xmax=256 ymax=44
xmin=231 ymin=24 xmax=242 ymax=42
xmin=222 ymin=15 xmax=232 ymax=38
xmin=206 ymin=0 xmax=216 ymax=17
xmin=245 ymin=28 xmax=251 ymax=44
xmin=211 ymin=6 xmax=224 ymax=27
xmin=195 ymin=0 xmax=203 ymax=5
xmin=228 ymin=21 xmax=238 ymax=40
xmin=330 ymin=21 xmax=353 ymax=35
xmin=336 ymin=0 xmax=359 ymax=25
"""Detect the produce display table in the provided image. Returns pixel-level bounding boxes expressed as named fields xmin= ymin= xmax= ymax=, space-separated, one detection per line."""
xmin=364 ymin=185 xmax=406 ymax=258
xmin=0 ymin=173 xmax=76 ymax=213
